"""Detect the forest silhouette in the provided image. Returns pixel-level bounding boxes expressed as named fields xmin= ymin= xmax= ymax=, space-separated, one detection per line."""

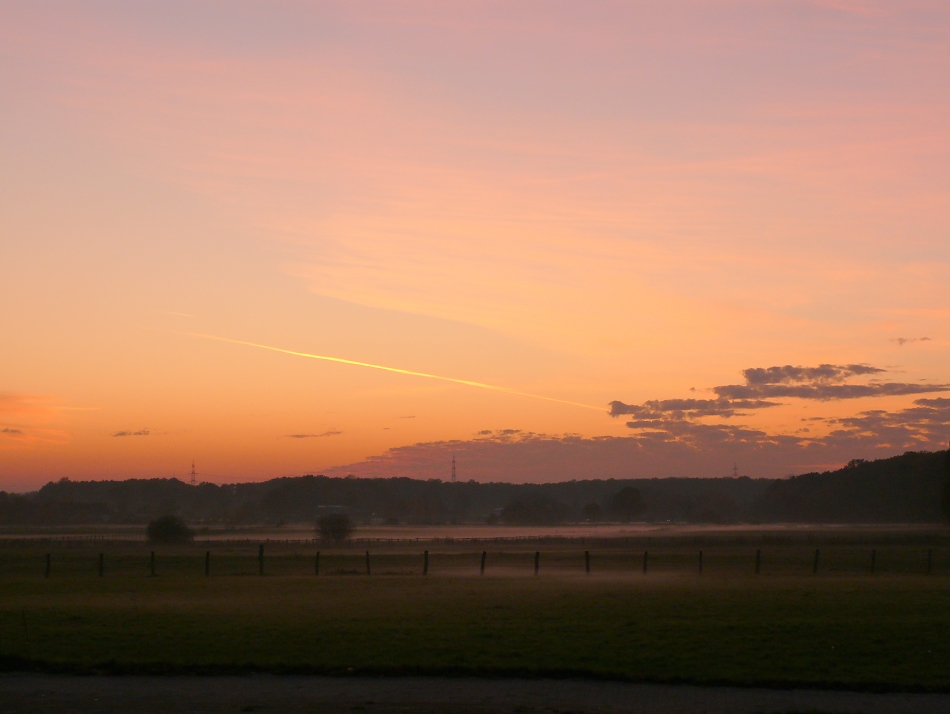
xmin=1 ymin=450 xmax=947 ymax=527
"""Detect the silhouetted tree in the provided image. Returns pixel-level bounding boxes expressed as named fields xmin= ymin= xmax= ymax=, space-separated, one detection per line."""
xmin=582 ymin=502 xmax=603 ymax=522
xmin=607 ymin=487 xmax=645 ymax=522
xmin=317 ymin=513 xmax=354 ymax=543
xmin=146 ymin=515 xmax=194 ymax=543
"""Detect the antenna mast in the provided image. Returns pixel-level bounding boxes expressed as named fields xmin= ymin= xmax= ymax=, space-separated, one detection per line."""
xmin=451 ymin=455 xmax=457 ymax=483
xmin=732 ymin=462 xmax=739 ymax=478
xmin=190 ymin=460 xmax=197 ymax=486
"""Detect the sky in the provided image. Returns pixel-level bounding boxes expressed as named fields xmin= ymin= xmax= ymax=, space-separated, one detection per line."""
xmin=1 ymin=1 xmax=949 ymax=491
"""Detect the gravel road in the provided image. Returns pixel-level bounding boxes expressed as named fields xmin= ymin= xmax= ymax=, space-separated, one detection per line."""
xmin=2 ymin=674 xmax=948 ymax=714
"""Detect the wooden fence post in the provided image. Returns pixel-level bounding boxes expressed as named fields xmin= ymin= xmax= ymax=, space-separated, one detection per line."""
xmin=755 ymin=549 xmax=761 ymax=575
xmin=45 ymin=553 xmax=51 ymax=579
xmin=259 ymin=544 xmax=264 ymax=576
xmin=698 ymin=550 xmax=703 ymax=575
xmin=98 ymin=553 xmax=104 ymax=578
xmin=480 ymin=551 xmax=486 ymax=576
xmin=423 ymin=550 xmax=428 ymax=576
xmin=813 ymin=548 xmax=820 ymax=575
xmin=365 ymin=551 xmax=371 ymax=575
xmin=642 ymin=551 xmax=648 ymax=575
xmin=150 ymin=551 xmax=155 ymax=577
xmin=585 ymin=550 xmax=590 ymax=575
xmin=315 ymin=551 xmax=320 ymax=576
xmin=534 ymin=551 xmax=540 ymax=576
xmin=205 ymin=550 xmax=210 ymax=577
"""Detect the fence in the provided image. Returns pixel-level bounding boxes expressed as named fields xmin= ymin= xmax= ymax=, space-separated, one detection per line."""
xmin=1 ymin=543 xmax=945 ymax=579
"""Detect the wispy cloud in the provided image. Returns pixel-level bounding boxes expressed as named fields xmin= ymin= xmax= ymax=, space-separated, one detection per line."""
xmin=0 ymin=392 xmax=60 ymax=419
xmin=609 ymin=398 xmax=780 ymax=420
xmin=475 ymin=428 xmax=523 ymax=440
xmin=891 ymin=337 xmax=931 ymax=346
xmin=742 ymin=364 xmax=884 ymax=385
xmin=113 ymin=429 xmax=150 ymax=437
xmin=287 ymin=431 xmax=342 ymax=439
xmin=0 ymin=393 xmax=70 ymax=449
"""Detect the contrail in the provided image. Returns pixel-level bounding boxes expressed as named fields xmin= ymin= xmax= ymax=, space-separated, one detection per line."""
xmin=185 ymin=332 xmax=603 ymax=411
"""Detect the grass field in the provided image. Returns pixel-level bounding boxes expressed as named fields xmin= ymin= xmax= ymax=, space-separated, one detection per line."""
xmin=1 ymin=530 xmax=949 ymax=690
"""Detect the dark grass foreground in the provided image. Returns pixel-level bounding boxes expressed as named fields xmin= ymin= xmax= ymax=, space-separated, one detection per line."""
xmin=2 ymin=572 xmax=949 ymax=691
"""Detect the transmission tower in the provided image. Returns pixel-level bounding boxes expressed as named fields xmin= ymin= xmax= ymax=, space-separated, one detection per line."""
xmin=190 ymin=460 xmax=197 ymax=486
xmin=451 ymin=455 xmax=457 ymax=483
xmin=732 ymin=462 xmax=739 ymax=478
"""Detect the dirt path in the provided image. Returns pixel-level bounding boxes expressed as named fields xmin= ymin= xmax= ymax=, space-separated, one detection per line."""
xmin=2 ymin=674 xmax=948 ymax=714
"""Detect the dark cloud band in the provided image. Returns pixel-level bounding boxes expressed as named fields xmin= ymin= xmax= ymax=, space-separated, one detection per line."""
xmin=611 ymin=363 xmax=950 ymax=423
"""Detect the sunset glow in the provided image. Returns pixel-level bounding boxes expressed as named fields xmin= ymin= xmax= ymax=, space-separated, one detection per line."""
xmin=2 ymin=1 xmax=948 ymax=489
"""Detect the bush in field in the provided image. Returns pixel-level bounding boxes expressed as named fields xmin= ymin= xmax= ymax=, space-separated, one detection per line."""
xmin=147 ymin=515 xmax=194 ymax=543
xmin=317 ymin=513 xmax=354 ymax=543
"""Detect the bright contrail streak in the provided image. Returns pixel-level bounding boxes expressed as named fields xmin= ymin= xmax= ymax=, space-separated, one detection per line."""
xmin=185 ymin=332 xmax=603 ymax=412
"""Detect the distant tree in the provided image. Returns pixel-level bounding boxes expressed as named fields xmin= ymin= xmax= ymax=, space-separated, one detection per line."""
xmin=317 ymin=513 xmax=354 ymax=543
xmin=501 ymin=496 xmax=570 ymax=525
xmin=146 ymin=515 xmax=194 ymax=544
xmin=607 ymin=487 xmax=645 ymax=522
xmin=406 ymin=494 xmax=447 ymax=525
xmin=686 ymin=491 xmax=738 ymax=524
xmin=582 ymin=502 xmax=603 ymax=522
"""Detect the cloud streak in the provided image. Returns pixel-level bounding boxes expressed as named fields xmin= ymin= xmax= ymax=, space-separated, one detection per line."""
xmin=186 ymin=332 xmax=603 ymax=411
xmin=113 ymin=429 xmax=149 ymax=437
xmin=287 ymin=431 xmax=342 ymax=439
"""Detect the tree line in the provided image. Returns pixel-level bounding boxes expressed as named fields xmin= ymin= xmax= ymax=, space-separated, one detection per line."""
xmin=1 ymin=449 xmax=948 ymax=526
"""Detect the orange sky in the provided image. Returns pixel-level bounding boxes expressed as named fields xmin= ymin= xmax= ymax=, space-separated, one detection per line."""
xmin=2 ymin=1 xmax=948 ymax=490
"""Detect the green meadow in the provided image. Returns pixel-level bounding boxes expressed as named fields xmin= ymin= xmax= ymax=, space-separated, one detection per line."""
xmin=1 ymin=532 xmax=949 ymax=690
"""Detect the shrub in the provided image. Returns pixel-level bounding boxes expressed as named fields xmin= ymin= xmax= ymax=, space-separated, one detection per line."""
xmin=147 ymin=515 xmax=194 ymax=543
xmin=317 ymin=513 xmax=354 ymax=543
